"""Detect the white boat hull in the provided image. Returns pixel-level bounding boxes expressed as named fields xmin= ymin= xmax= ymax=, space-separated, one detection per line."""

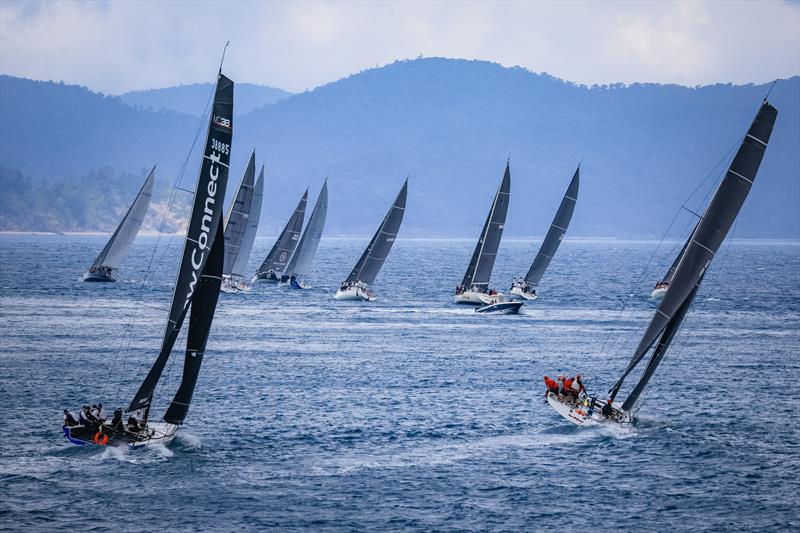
xmin=453 ymin=291 xmax=494 ymax=305
xmin=509 ymin=286 xmax=538 ymax=300
xmin=546 ymin=393 xmax=631 ymax=426
xmin=334 ymin=287 xmax=376 ymax=301
xmin=650 ymin=286 xmax=668 ymax=299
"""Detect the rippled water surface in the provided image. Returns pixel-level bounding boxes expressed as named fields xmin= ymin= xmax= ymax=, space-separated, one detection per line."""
xmin=1 ymin=235 xmax=798 ymax=531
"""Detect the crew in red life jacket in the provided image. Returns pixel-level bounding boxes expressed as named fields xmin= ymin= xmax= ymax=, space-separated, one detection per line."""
xmin=543 ymin=376 xmax=559 ymax=396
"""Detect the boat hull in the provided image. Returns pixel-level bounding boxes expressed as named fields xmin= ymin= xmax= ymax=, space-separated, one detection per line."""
xmin=650 ymin=286 xmax=668 ymax=299
xmin=546 ymin=393 xmax=631 ymax=426
xmin=334 ymin=287 xmax=375 ymax=301
xmin=252 ymin=271 xmax=280 ymax=284
xmin=475 ymin=301 xmax=523 ymax=314
xmin=453 ymin=291 xmax=494 ymax=305
xmin=63 ymin=422 xmax=178 ymax=448
xmin=509 ymin=286 xmax=538 ymax=300
xmin=82 ymin=271 xmax=116 ymax=282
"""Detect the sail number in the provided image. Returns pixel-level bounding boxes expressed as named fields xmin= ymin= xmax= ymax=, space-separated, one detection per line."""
xmin=211 ymin=139 xmax=229 ymax=155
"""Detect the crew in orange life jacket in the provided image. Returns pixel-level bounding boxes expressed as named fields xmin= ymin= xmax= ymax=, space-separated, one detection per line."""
xmin=543 ymin=375 xmax=559 ymax=396
xmin=561 ymin=376 xmax=576 ymax=398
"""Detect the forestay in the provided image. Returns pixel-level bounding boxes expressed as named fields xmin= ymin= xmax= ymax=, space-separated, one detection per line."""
xmin=345 ymin=179 xmax=407 ymax=285
xmin=128 ymin=72 xmax=234 ymax=416
xmin=609 ymin=100 xmax=778 ymax=410
xmin=90 ymin=168 xmax=155 ymax=270
xmin=461 ymin=163 xmax=511 ymax=290
xmin=525 ymin=166 xmax=579 ymax=286
xmin=285 ymin=180 xmax=328 ymax=278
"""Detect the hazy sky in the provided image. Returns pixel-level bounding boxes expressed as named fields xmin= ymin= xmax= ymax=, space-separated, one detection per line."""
xmin=1 ymin=0 xmax=798 ymax=94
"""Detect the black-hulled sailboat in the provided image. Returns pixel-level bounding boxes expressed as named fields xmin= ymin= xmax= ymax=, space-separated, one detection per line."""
xmin=454 ymin=162 xmax=513 ymax=306
xmin=510 ymin=166 xmax=579 ymax=300
xmin=222 ymin=151 xmax=264 ymax=292
xmin=252 ymin=190 xmax=307 ymax=283
xmin=64 ymin=70 xmax=234 ymax=447
xmin=335 ymin=179 xmax=407 ymax=301
xmin=547 ymin=99 xmax=777 ymax=426
xmin=280 ymin=180 xmax=328 ymax=289
xmin=83 ymin=168 xmax=155 ymax=282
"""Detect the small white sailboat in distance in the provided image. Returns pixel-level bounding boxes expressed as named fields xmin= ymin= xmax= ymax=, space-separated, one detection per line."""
xmin=454 ymin=161 xmax=511 ymax=306
xmin=252 ymin=190 xmax=307 ymax=283
xmin=221 ymin=152 xmax=264 ymax=292
xmin=280 ymin=180 xmax=328 ymax=289
xmin=546 ymin=98 xmax=778 ymax=426
xmin=335 ymin=179 xmax=407 ymax=302
xmin=82 ymin=167 xmax=154 ymax=282
xmin=510 ymin=165 xmax=579 ymax=300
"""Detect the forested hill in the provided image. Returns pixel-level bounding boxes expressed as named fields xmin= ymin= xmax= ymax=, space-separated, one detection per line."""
xmin=0 ymin=59 xmax=797 ymax=238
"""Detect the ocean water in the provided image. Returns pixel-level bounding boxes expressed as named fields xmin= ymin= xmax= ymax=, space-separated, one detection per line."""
xmin=0 ymin=234 xmax=798 ymax=531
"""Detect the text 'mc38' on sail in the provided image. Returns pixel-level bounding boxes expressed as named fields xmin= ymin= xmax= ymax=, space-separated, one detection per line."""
xmin=345 ymin=179 xmax=407 ymax=285
xmin=284 ymin=179 xmax=328 ymax=279
xmin=608 ymin=99 xmax=778 ymax=411
xmin=128 ymin=72 xmax=234 ymax=420
xmin=524 ymin=165 xmax=579 ymax=287
xmin=86 ymin=167 xmax=155 ymax=278
xmin=255 ymin=189 xmax=308 ymax=278
xmin=461 ymin=162 xmax=511 ymax=291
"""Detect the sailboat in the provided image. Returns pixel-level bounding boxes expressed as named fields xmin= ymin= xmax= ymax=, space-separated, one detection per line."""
xmin=221 ymin=151 xmax=264 ymax=292
xmin=454 ymin=162 xmax=511 ymax=306
xmin=280 ymin=180 xmax=328 ymax=289
xmin=510 ymin=166 xmax=579 ymax=300
xmin=334 ymin=179 xmax=407 ymax=301
xmin=252 ymin=190 xmax=307 ymax=283
xmin=82 ymin=168 xmax=155 ymax=282
xmin=547 ymin=99 xmax=778 ymax=426
xmin=650 ymin=227 xmax=694 ymax=299
xmin=63 ymin=70 xmax=234 ymax=447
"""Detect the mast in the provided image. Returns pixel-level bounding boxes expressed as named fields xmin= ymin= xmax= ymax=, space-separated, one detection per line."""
xmin=89 ymin=167 xmax=155 ymax=270
xmin=128 ymin=72 xmax=234 ymax=415
xmin=345 ymin=179 xmax=407 ymax=285
xmin=222 ymin=151 xmax=257 ymax=278
xmin=255 ymin=190 xmax=307 ymax=276
xmin=460 ymin=162 xmax=511 ymax=290
xmin=524 ymin=165 xmax=579 ymax=286
xmin=284 ymin=179 xmax=328 ymax=278
xmin=608 ymin=100 xmax=778 ymax=407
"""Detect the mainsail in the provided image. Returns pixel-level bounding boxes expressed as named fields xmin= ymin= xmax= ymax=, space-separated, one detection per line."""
xmin=345 ymin=179 xmax=407 ymax=285
xmin=524 ymin=166 xmax=579 ymax=286
xmin=255 ymin=190 xmax=307 ymax=277
xmin=284 ymin=180 xmax=328 ymax=279
xmin=460 ymin=162 xmax=511 ymax=291
xmin=88 ymin=167 xmax=155 ymax=271
xmin=230 ymin=165 xmax=263 ymax=280
xmin=609 ymin=100 xmax=778 ymax=410
xmin=222 ymin=151 xmax=257 ymax=278
xmin=128 ymin=72 xmax=234 ymax=417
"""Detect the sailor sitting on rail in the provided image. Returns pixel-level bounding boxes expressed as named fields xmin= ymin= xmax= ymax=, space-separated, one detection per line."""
xmin=63 ymin=409 xmax=79 ymax=427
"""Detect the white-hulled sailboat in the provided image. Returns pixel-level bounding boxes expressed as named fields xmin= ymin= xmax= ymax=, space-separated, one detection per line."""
xmin=335 ymin=179 xmax=407 ymax=301
xmin=221 ymin=151 xmax=264 ymax=292
xmin=454 ymin=162 xmax=514 ymax=309
xmin=252 ymin=190 xmax=307 ymax=283
xmin=82 ymin=168 xmax=154 ymax=282
xmin=63 ymin=69 xmax=234 ymax=447
xmin=280 ymin=180 xmax=328 ymax=289
xmin=546 ymin=99 xmax=778 ymax=426
xmin=510 ymin=165 xmax=579 ymax=300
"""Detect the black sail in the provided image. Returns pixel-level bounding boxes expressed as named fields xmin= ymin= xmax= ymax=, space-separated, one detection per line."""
xmin=164 ymin=222 xmax=224 ymax=424
xmin=256 ymin=190 xmax=307 ymax=276
xmin=222 ymin=151 xmax=256 ymax=277
xmin=609 ymin=100 xmax=778 ymax=404
xmin=460 ymin=163 xmax=511 ymax=291
xmin=128 ymin=73 xmax=233 ymax=413
xmin=525 ymin=166 xmax=579 ymax=286
xmin=345 ymin=179 xmax=407 ymax=285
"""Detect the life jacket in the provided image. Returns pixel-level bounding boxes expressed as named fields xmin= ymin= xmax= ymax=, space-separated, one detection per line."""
xmin=563 ymin=377 xmax=574 ymax=390
xmin=543 ymin=376 xmax=559 ymax=392
xmin=93 ymin=431 xmax=108 ymax=445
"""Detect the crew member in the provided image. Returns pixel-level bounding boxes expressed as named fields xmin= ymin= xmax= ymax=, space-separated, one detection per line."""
xmin=63 ymin=409 xmax=78 ymax=427
xmin=601 ymin=399 xmax=614 ymax=418
xmin=543 ymin=375 xmax=559 ymax=397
